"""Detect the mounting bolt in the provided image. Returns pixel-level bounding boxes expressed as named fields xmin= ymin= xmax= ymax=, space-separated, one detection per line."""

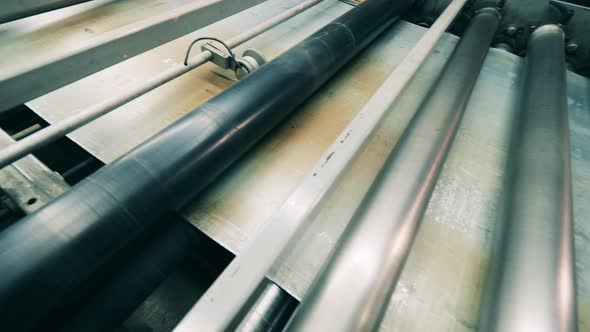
xmin=416 ymin=17 xmax=433 ymax=29
xmin=566 ymin=41 xmax=578 ymax=54
xmin=506 ymin=24 xmax=518 ymax=36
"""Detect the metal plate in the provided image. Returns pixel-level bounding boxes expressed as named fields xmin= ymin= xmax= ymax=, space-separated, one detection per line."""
xmin=24 ymin=2 xmax=590 ymax=330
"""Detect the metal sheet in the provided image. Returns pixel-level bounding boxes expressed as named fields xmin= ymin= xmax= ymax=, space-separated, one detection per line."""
xmin=25 ymin=5 xmax=590 ymax=332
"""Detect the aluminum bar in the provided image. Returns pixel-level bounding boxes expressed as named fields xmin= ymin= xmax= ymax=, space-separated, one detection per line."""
xmin=173 ymin=0 xmax=468 ymax=330
xmin=285 ymin=7 xmax=501 ymax=331
xmin=0 ymin=0 xmax=92 ymax=24
xmin=0 ymin=0 xmax=410 ymax=329
xmin=0 ymin=0 xmax=269 ymax=112
xmin=0 ymin=0 xmax=325 ymax=170
xmin=480 ymin=24 xmax=577 ymax=332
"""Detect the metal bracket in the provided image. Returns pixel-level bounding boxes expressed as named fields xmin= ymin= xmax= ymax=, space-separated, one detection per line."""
xmin=201 ymin=42 xmax=236 ymax=70
xmin=200 ymin=43 xmax=267 ymax=80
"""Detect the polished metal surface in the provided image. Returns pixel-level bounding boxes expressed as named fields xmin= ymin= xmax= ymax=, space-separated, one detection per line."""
xmin=23 ymin=2 xmax=590 ymax=331
xmin=0 ymin=131 xmax=69 ymax=213
xmin=0 ymin=0 xmax=325 ymax=169
xmin=285 ymin=8 xmax=500 ymax=332
xmin=480 ymin=25 xmax=577 ymax=332
xmin=236 ymin=281 xmax=296 ymax=332
xmin=0 ymin=0 xmax=268 ymax=111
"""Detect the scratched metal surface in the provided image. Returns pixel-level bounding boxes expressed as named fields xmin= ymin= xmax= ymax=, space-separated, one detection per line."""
xmin=21 ymin=2 xmax=590 ymax=330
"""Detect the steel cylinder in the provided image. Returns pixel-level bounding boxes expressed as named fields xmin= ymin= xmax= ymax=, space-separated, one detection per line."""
xmin=59 ymin=221 xmax=194 ymax=332
xmin=480 ymin=24 xmax=577 ymax=332
xmin=285 ymin=7 xmax=501 ymax=332
xmin=235 ymin=281 xmax=298 ymax=332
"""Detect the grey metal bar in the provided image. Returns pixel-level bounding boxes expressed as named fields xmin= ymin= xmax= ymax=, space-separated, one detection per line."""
xmin=0 ymin=0 xmax=268 ymax=112
xmin=172 ymin=0 xmax=467 ymax=330
xmin=285 ymin=8 xmax=501 ymax=331
xmin=235 ymin=280 xmax=298 ymax=332
xmin=480 ymin=24 xmax=577 ymax=332
xmin=0 ymin=0 xmax=325 ymax=170
xmin=0 ymin=130 xmax=68 ymax=213
xmin=0 ymin=0 xmax=92 ymax=24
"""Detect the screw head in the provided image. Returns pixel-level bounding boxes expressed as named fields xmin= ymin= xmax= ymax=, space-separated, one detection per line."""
xmin=506 ymin=25 xmax=518 ymax=36
xmin=566 ymin=41 xmax=578 ymax=54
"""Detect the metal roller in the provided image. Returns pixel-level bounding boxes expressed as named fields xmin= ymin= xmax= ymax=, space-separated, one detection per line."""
xmin=173 ymin=0 xmax=468 ymax=329
xmin=0 ymin=0 xmax=92 ymax=24
xmin=0 ymin=0 xmax=413 ymax=329
xmin=480 ymin=24 xmax=577 ymax=332
xmin=285 ymin=7 xmax=501 ymax=331
xmin=58 ymin=220 xmax=195 ymax=332
xmin=0 ymin=0 xmax=270 ymax=112
xmin=235 ymin=280 xmax=298 ymax=332
xmin=0 ymin=0 xmax=325 ymax=170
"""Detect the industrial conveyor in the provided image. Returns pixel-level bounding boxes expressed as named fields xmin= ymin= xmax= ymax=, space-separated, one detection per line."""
xmin=0 ymin=0 xmax=588 ymax=331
